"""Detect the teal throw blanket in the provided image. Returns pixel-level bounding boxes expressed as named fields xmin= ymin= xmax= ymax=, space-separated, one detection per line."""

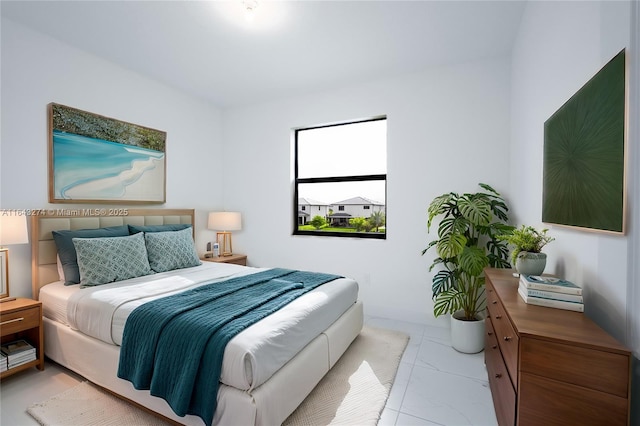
xmin=117 ymin=268 xmax=341 ymax=426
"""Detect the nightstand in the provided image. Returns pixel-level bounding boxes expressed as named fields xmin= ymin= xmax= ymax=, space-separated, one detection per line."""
xmin=1 ymin=298 xmax=44 ymax=379
xmin=202 ymin=253 xmax=247 ymax=266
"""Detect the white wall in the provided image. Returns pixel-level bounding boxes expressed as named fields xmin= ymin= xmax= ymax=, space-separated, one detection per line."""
xmin=510 ymin=0 xmax=632 ymax=342
xmin=511 ymin=1 xmax=640 ymax=417
xmin=222 ymin=57 xmax=512 ymax=325
xmin=510 ymin=1 xmax=638 ymax=418
xmin=628 ymin=0 xmax=640 ymax=423
xmin=0 ymin=19 xmax=224 ymax=298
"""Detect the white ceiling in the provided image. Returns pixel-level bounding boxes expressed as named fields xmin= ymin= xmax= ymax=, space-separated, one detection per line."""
xmin=1 ymin=0 xmax=526 ymax=107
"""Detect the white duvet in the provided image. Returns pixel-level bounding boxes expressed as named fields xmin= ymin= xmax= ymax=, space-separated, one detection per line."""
xmin=40 ymin=262 xmax=358 ymax=391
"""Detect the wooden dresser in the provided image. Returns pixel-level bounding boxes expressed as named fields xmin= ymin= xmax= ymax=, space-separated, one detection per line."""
xmin=484 ymin=268 xmax=631 ymax=426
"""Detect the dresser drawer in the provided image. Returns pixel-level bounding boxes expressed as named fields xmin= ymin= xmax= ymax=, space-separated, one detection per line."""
xmin=520 ymin=338 xmax=630 ymax=398
xmin=485 ymin=315 xmax=499 ymax=353
xmin=0 ymin=306 xmax=40 ymax=335
xmin=519 ymin=372 xmax=628 ymax=426
xmin=486 ymin=291 xmax=519 ymax=384
xmin=486 ymin=321 xmax=516 ymax=426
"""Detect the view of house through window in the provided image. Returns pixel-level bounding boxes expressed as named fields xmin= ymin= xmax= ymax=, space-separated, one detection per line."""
xmin=294 ymin=117 xmax=387 ymax=238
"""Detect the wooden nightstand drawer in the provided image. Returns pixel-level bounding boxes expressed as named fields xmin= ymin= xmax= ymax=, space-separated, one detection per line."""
xmin=1 ymin=306 xmax=40 ymax=334
xmin=202 ymin=254 xmax=247 ymax=266
xmin=1 ymin=298 xmax=44 ymax=379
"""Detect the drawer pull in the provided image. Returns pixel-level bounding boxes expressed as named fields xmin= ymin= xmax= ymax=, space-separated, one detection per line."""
xmin=492 ymin=345 xmax=497 ymax=349
xmin=495 ymin=373 xmax=502 ymax=379
xmin=492 ymin=300 xmax=497 ymax=305
xmin=504 ymin=336 xmax=512 ymax=341
xmin=0 ymin=317 xmax=24 ymax=326
xmin=495 ymin=315 xmax=502 ymax=319
xmin=487 ymin=331 xmax=493 ymax=336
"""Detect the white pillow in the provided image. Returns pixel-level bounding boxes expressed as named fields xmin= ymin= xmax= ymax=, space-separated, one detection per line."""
xmin=57 ymin=254 xmax=65 ymax=281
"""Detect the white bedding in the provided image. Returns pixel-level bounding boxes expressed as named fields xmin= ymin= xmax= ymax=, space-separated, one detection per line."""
xmin=39 ymin=262 xmax=359 ymax=391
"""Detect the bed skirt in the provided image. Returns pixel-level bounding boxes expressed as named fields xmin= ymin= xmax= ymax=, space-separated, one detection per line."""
xmin=42 ymin=300 xmax=364 ymax=425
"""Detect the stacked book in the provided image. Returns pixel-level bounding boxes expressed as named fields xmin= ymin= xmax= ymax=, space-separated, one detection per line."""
xmin=518 ymin=274 xmax=584 ymax=312
xmin=1 ymin=339 xmax=36 ymax=370
xmin=0 ymin=353 xmax=7 ymax=373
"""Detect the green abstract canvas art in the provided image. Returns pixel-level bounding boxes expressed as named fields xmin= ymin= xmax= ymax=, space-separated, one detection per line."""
xmin=542 ymin=49 xmax=626 ymax=233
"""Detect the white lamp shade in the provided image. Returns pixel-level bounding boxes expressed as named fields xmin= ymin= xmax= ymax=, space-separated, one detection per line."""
xmin=208 ymin=212 xmax=242 ymax=231
xmin=0 ymin=215 xmax=29 ymax=245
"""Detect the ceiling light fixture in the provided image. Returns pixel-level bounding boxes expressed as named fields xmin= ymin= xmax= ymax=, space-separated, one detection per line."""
xmin=214 ymin=0 xmax=286 ymax=31
xmin=243 ymin=0 xmax=258 ymax=22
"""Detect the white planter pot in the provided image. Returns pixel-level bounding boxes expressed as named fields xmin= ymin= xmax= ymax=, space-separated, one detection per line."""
xmin=450 ymin=310 xmax=485 ymax=354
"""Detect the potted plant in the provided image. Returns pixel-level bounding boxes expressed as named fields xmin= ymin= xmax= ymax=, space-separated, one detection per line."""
xmin=498 ymin=225 xmax=554 ymax=276
xmin=423 ymin=183 xmax=513 ymax=353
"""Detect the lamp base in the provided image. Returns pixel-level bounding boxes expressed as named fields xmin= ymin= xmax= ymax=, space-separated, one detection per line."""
xmin=216 ymin=231 xmax=233 ymax=257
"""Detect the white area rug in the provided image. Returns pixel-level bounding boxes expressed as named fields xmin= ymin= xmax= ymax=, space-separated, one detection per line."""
xmin=27 ymin=381 xmax=170 ymax=426
xmin=27 ymin=326 xmax=408 ymax=426
xmin=283 ymin=326 xmax=409 ymax=425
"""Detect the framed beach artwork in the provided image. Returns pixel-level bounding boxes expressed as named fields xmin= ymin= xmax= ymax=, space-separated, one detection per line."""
xmin=542 ymin=49 xmax=627 ymax=234
xmin=48 ymin=103 xmax=166 ymax=204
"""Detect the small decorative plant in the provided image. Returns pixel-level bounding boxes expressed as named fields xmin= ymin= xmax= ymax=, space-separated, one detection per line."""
xmin=498 ymin=225 xmax=554 ymax=265
xmin=423 ymin=183 xmax=514 ymax=321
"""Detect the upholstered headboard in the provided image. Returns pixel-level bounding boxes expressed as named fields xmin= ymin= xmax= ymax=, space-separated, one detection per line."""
xmin=31 ymin=208 xmax=195 ymax=300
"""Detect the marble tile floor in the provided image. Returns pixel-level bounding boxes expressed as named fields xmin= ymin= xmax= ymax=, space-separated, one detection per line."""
xmin=368 ymin=316 xmax=498 ymax=426
xmin=0 ymin=317 xmax=498 ymax=426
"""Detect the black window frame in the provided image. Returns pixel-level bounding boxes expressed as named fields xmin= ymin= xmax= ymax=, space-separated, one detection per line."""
xmin=293 ymin=116 xmax=387 ymax=239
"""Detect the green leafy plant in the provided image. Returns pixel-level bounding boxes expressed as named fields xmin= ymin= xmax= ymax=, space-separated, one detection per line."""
xmin=422 ymin=183 xmax=514 ymax=320
xmin=309 ymin=215 xmax=327 ymax=230
xmin=497 ymin=225 xmax=554 ymax=264
xmin=368 ymin=211 xmax=386 ymax=232
xmin=348 ymin=217 xmax=369 ymax=231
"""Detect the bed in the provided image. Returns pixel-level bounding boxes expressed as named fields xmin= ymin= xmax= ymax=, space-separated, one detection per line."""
xmin=32 ymin=209 xmax=363 ymax=426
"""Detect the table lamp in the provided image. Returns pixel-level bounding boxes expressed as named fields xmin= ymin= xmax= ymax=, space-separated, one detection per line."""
xmin=0 ymin=215 xmax=29 ymax=301
xmin=207 ymin=212 xmax=242 ymax=256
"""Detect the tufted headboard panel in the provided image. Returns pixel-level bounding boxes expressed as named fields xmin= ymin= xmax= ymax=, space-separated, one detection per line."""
xmin=31 ymin=208 xmax=195 ymax=300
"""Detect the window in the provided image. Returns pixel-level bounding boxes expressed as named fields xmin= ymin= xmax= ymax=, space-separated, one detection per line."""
xmin=301 ymin=206 xmax=306 ymax=211
xmin=294 ymin=117 xmax=387 ymax=238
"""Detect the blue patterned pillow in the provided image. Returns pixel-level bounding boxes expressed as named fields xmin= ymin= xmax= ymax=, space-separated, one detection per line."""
xmin=53 ymin=226 xmax=130 ymax=285
xmin=73 ymin=232 xmax=153 ymax=287
xmin=144 ymin=227 xmax=202 ymax=273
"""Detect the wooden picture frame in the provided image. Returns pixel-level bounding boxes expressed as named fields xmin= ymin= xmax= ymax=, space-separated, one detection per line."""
xmin=48 ymin=103 xmax=167 ymax=204
xmin=0 ymin=249 xmax=8 ymax=299
xmin=542 ymin=49 xmax=627 ymax=234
